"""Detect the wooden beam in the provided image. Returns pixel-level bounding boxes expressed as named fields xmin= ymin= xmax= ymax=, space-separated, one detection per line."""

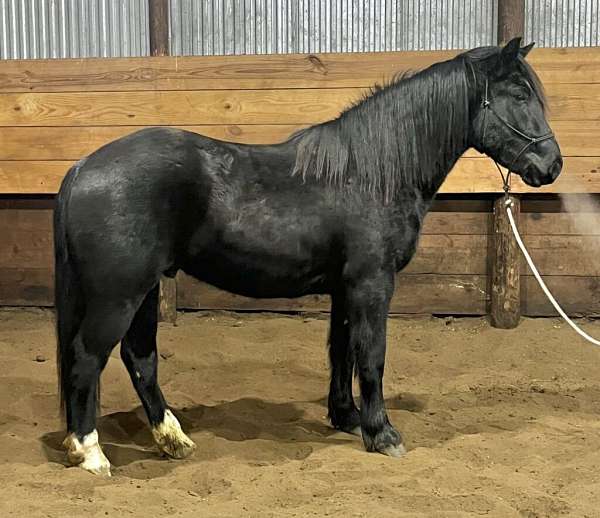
xmin=148 ymin=0 xmax=169 ymax=57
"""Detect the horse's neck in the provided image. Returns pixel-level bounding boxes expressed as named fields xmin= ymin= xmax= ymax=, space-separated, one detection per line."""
xmin=389 ymin=70 xmax=470 ymax=200
xmin=425 ymin=146 xmax=468 ymax=200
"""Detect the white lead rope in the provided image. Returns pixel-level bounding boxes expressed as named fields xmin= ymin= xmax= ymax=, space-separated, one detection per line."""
xmin=505 ymin=198 xmax=600 ymax=347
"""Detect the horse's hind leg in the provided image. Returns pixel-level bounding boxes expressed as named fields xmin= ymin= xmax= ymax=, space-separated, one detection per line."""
xmin=328 ymin=291 xmax=361 ymax=435
xmin=120 ymin=285 xmax=196 ymax=459
xmin=62 ymin=299 xmax=137 ymax=476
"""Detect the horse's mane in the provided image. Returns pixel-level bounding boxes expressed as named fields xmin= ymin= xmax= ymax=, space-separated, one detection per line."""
xmin=291 ymin=46 xmax=546 ymax=203
xmin=291 ymin=55 xmax=471 ymax=203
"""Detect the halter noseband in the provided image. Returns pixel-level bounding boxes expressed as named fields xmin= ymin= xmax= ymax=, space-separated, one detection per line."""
xmin=479 ymin=76 xmax=555 ymax=194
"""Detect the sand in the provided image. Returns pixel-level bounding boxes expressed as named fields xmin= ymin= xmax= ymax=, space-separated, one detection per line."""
xmin=1 ymin=307 xmax=600 ymax=517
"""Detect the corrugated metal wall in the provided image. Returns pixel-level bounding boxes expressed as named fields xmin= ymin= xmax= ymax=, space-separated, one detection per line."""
xmin=0 ymin=1 xmax=598 ymax=59
xmin=0 ymin=0 xmax=149 ymax=59
xmin=525 ymin=0 xmax=599 ymax=47
xmin=169 ymin=0 xmax=497 ymax=55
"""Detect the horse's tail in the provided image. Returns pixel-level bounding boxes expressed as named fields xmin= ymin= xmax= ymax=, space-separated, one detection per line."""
xmin=54 ymin=161 xmax=85 ymax=417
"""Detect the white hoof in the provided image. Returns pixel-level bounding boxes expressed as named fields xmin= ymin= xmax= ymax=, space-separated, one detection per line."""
xmin=152 ymin=409 xmax=196 ymax=459
xmin=380 ymin=443 xmax=407 ymax=458
xmin=63 ymin=430 xmax=112 ymax=476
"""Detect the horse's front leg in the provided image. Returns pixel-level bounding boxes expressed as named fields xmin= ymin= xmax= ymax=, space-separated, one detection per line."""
xmin=346 ymin=272 xmax=406 ymax=457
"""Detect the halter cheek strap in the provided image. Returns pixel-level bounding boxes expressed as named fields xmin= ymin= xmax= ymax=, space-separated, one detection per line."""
xmin=479 ymin=77 xmax=555 ymax=194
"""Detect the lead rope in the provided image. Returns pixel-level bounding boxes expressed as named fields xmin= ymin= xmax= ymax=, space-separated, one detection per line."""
xmin=501 ymin=177 xmax=600 ymax=347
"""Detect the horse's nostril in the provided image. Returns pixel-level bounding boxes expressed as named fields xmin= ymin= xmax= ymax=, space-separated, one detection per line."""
xmin=549 ymin=159 xmax=562 ymax=180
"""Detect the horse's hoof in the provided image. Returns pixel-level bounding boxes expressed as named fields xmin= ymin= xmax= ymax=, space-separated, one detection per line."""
xmin=378 ymin=443 xmax=407 ymax=458
xmin=152 ymin=409 xmax=197 ymax=459
xmin=363 ymin=424 xmax=406 ymax=458
xmin=63 ymin=430 xmax=112 ymax=477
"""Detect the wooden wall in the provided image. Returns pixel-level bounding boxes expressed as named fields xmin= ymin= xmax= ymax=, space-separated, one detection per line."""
xmin=2 ymin=48 xmax=600 ymax=315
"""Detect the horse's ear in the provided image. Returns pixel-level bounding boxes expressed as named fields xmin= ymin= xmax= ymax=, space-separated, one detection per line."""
xmin=494 ymin=37 xmax=522 ymax=76
xmin=501 ymin=37 xmax=522 ymax=62
xmin=520 ymin=42 xmax=535 ymax=58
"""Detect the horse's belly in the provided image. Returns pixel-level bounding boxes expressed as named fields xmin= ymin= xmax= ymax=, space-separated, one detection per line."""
xmin=183 ymin=227 xmax=333 ymax=298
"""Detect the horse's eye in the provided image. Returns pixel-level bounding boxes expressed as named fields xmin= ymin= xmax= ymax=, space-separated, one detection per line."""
xmin=514 ymin=87 xmax=530 ymax=101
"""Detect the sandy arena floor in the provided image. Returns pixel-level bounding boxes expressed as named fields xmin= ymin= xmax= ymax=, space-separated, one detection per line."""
xmin=1 ymin=308 xmax=600 ymax=517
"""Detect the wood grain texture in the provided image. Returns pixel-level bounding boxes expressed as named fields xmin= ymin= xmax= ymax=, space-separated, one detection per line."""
xmin=522 ymin=276 xmax=600 ymax=316
xmin=1 ymin=48 xmax=598 ymax=93
xmin=149 ymin=0 xmax=169 ymax=57
xmin=0 ymin=267 xmax=53 ymax=306
xmin=1 ymin=120 xmax=597 ymax=160
xmin=497 ymin=0 xmax=525 ymax=45
xmin=158 ymin=276 xmax=177 ymax=323
xmin=0 ymin=82 xmax=598 ymax=128
xmin=491 ymin=196 xmax=521 ymax=329
xmin=0 ymin=88 xmax=363 ymax=126
xmin=3 ymin=157 xmax=600 ymax=195
xmin=439 ymin=157 xmax=600 ymax=194
xmin=521 ymin=212 xmax=600 ymax=235
xmin=0 ymin=125 xmax=308 ymax=159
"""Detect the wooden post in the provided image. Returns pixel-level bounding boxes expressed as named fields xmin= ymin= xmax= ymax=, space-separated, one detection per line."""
xmin=497 ymin=0 xmax=525 ymax=45
xmin=491 ymin=196 xmax=521 ymax=328
xmin=490 ymin=0 xmax=525 ymax=329
xmin=149 ymin=0 xmax=170 ymax=57
xmin=148 ymin=0 xmax=176 ymax=322
xmin=159 ymin=275 xmax=178 ymax=324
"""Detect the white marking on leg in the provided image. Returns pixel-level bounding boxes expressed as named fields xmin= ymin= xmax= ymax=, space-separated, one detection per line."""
xmin=152 ymin=409 xmax=196 ymax=459
xmin=62 ymin=429 xmax=111 ymax=476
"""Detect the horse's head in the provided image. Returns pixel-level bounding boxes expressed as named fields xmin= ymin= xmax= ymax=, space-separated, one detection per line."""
xmin=465 ymin=37 xmax=562 ymax=187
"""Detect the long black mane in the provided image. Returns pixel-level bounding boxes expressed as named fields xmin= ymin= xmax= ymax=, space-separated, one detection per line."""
xmin=292 ymin=47 xmax=547 ymax=203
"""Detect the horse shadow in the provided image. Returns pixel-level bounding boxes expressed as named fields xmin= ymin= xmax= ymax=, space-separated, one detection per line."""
xmin=40 ymin=389 xmax=529 ymax=478
xmin=40 ymin=396 xmax=357 ymax=476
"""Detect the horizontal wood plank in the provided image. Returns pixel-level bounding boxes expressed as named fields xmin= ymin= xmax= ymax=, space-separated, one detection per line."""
xmin=521 ymin=235 xmax=600 ymax=276
xmin=3 ymin=157 xmax=599 ymax=195
xmin=1 ymin=120 xmax=597 ymax=160
xmin=1 ymin=48 xmax=597 ymax=93
xmin=3 ymin=206 xmax=600 ymax=315
xmin=3 ymin=266 xmax=600 ymax=317
xmin=176 ymin=272 xmax=489 ymax=315
xmin=521 ymin=212 xmax=600 ymax=235
xmin=0 ymin=83 xmax=598 ymax=128
xmin=440 ymin=157 xmax=600 ymax=194
xmin=0 ymin=89 xmax=363 ymax=127
xmin=421 ymin=212 xmax=490 ymax=235
xmin=0 ymin=267 xmax=53 ymax=306
xmin=0 ymin=210 xmax=53 ymax=269
xmin=522 ymin=276 xmax=600 ymax=317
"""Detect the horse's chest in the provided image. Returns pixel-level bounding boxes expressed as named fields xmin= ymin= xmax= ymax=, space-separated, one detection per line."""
xmin=389 ymin=218 xmax=423 ymax=272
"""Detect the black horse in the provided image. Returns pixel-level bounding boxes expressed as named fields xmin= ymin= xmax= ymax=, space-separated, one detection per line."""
xmin=54 ymin=38 xmax=562 ymax=475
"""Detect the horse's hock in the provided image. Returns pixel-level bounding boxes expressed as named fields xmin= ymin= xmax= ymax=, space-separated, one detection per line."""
xmin=2 ymin=49 xmax=600 ymax=320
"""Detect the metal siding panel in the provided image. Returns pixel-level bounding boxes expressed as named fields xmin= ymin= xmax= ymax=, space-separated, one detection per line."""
xmin=2 ymin=0 xmax=599 ymax=59
xmin=0 ymin=0 xmax=148 ymax=58
xmin=525 ymin=0 xmax=597 ymax=47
